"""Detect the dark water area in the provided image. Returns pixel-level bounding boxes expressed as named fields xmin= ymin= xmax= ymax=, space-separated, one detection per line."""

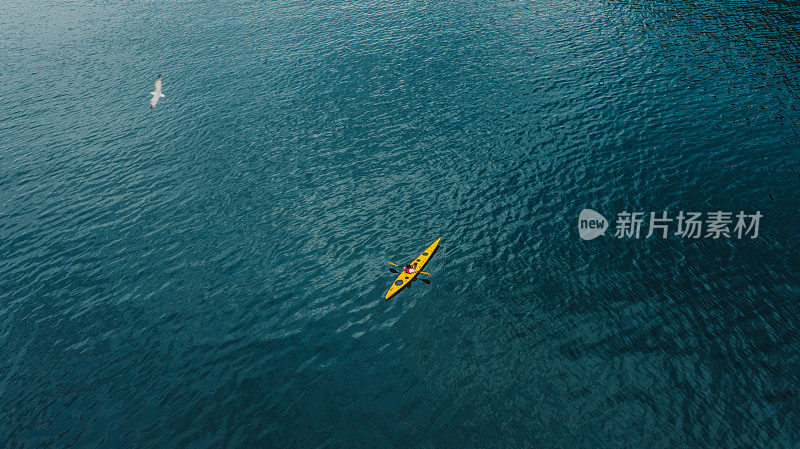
xmin=1 ymin=0 xmax=799 ymax=447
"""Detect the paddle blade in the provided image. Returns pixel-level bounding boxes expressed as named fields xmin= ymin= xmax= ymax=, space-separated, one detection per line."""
xmin=389 ymin=268 xmax=399 ymax=274
xmin=388 ymin=262 xmax=399 ymax=267
xmin=420 ymin=278 xmax=431 ymax=284
xmin=420 ymin=271 xmax=431 ymax=276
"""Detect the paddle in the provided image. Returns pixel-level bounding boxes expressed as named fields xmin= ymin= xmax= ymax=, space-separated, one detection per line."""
xmin=388 ymin=263 xmax=431 ymax=276
xmin=389 ymin=268 xmax=432 ymax=283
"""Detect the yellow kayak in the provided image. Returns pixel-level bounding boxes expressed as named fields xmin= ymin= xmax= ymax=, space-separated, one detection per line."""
xmin=385 ymin=237 xmax=441 ymax=301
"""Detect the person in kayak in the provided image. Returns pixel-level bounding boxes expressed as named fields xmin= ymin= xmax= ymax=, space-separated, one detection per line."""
xmin=404 ymin=263 xmax=417 ymax=274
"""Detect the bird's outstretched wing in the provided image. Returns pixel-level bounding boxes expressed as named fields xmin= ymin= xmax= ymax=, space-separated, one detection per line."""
xmin=154 ymin=75 xmax=162 ymax=95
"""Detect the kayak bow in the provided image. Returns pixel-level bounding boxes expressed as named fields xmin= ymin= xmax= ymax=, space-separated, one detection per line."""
xmin=385 ymin=237 xmax=441 ymax=301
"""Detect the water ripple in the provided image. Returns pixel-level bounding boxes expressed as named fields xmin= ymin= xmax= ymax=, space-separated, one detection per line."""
xmin=2 ymin=0 xmax=800 ymax=447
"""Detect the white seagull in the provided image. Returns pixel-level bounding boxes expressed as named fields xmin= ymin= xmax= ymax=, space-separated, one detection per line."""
xmin=149 ymin=74 xmax=165 ymax=109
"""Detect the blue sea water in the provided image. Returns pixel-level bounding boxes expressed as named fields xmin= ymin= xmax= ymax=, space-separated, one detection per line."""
xmin=2 ymin=0 xmax=800 ymax=447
